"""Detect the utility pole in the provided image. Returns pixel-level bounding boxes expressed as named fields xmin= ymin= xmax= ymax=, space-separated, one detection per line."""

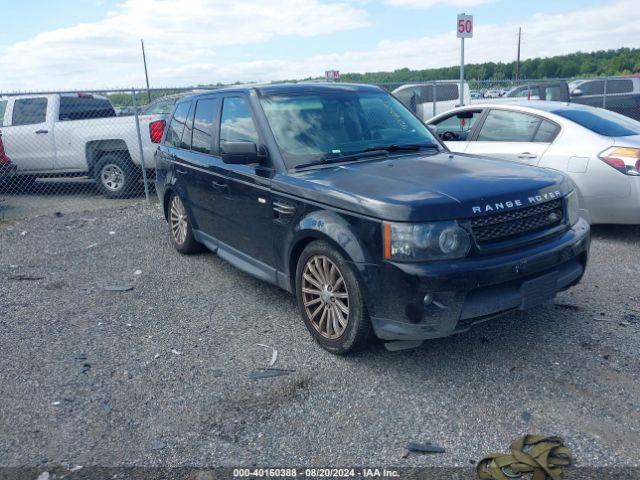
xmin=516 ymin=27 xmax=521 ymax=82
xmin=141 ymin=39 xmax=151 ymax=103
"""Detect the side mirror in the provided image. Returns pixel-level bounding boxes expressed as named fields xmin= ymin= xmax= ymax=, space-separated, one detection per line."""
xmin=571 ymin=89 xmax=583 ymax=97
xmin=221 ymin=141 xmax=259 ymax=164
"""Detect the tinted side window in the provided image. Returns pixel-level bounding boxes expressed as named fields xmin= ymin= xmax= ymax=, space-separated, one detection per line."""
xmin=580 ymin=80 xmax=604 ymax=96
xmin=142 ymin=98 xmax=176 ymax=115
xmin=477 ymin=110 xmax=540 ymax=142
xmin=59 ymin=96 xmax=116 ymax=121
xmin=533 ymin=120 xmax=559 ymax=143
xmin=220 ymin=97 xmax=258 ymax=144
xmin=12 ymin=98 xmax=48 ymax=126
xmin=191 ymin=99 xmax=219 ymax=154
xmin=607 ymin=80 xmax=633 ymax=94
xmin=165 ymin=101 xmax=192 ymax=148
xmin=0 ymin=100 xmax=7 ymax=127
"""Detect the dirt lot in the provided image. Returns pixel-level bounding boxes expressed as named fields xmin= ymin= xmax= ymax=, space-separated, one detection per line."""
xmin=0 ymin=204 xmax=639 ymax=472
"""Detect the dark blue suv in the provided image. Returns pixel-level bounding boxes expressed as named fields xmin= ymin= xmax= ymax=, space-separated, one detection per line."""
xmin=155 ymin=83 xmax=590 ymax=354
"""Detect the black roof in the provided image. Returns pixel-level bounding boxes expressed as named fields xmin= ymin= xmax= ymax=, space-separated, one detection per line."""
xmin=182 ymin=82 xmax=384 ymax=101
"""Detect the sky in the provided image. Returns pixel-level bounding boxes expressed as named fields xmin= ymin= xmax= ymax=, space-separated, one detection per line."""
xmin=0 ymin=0 xmax=638 ymax=91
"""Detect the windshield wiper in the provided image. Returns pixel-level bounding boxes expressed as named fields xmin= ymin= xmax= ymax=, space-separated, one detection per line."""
xmin=362 ymin=142 xmax=440 ymax=153
xmin=294 ymin=149 xmax=390 ymax=170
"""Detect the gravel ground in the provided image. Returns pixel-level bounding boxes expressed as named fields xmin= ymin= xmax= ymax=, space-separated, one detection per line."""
xmin=0 ymin=205 xmax=639 ymax=470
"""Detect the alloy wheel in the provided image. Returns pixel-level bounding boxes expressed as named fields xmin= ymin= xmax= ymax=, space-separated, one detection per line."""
xmin=170 ymin=195 xmax=188 ymax=245
xmin=301 ymin=255 xmax=350 ymax=339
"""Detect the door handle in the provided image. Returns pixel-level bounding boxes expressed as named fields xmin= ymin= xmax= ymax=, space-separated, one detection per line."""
xmin=210 ymin=180 xmax=228 ymax=191
xmin=35 ymin=129 xmax=48 ymax=134
xmin=517 ymin=152 xmax=538 ymax=159
xmin=175 ymin=167 xmax=189 ymax=175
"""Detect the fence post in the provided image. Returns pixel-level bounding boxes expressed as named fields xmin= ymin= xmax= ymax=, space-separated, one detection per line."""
xmin=131 ymin=87 xmax=150 ymax=203
xmin=602 ymin=78 xmax=608 ymax=110
xmin=432 ymin=81 xmax=437 ymax=117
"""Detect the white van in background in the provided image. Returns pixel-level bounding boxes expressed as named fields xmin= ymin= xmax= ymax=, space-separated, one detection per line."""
xmin=392 ymin=81 xmax=470 ymax=121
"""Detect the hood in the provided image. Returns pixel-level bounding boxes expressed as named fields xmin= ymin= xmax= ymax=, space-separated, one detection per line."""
xmin=274 ymin=152 xmax=570 ymax=222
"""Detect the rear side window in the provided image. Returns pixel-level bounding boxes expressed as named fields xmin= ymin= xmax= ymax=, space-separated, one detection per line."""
xmin=0 ymin=100 xmax=7 ymax=126
xmin=552 ymin=108 xmax=640 ymax=137
xmin=12 ymin=97 xmax=47 ymax=126
xmin=165 ymin=101 xmax=192 ymax=148
xmin=477 ymin=110 xmax=540 ymax=142
xmin=607 ymin=79 xmax=634 ymax=94
xmin=220 ymin=97 xmax=259 ymax=144
xmin=59 ymin=96 xmax=116 ymax=121
xmin=533 ymin=120 xmax=560 ymax=142
xmin=191 ymin=98 xmax=219 ymax=154
xmin=579 ymin=80 xmax=604 ymax=96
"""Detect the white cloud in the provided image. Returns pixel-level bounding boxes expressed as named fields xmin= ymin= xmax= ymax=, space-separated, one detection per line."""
xmin=385 ymin=0 xmax=494 ymax=8
xmin=0 ymin=0 xmax=369 ymax=90
xmin=0 ymin=0 xmax=638 ymax=91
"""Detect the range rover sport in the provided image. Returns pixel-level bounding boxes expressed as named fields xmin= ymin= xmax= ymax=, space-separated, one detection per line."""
xmin=155 ymin=83 xmax=590 ymax=354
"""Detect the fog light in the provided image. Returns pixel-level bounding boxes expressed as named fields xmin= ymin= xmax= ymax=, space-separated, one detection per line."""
xmin=423 ymin=293 xmax=434 ymax=308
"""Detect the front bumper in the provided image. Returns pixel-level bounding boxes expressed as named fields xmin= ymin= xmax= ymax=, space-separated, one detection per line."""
xmin=368 ymin=218 xmax=590 ymax=341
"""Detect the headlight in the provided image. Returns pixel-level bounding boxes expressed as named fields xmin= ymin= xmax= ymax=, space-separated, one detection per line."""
xmin=383 ymin=220 xmax=471 ymax=261
xmin=566 ymin=190 xmax=580 ymax=226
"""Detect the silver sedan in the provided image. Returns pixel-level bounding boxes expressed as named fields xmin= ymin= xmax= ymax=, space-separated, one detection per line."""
xmin=427 ymin=101 xmax=640 ymax=224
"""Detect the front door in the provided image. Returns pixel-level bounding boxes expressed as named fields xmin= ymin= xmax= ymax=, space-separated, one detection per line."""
xmin=215 ymin=95 xmax=274 ymax=267
xmin=464 ymin=109 xmax=557 ymax=166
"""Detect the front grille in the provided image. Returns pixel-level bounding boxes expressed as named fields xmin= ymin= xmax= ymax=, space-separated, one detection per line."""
xmin=470 ymin=198 xmax=563 ymax=243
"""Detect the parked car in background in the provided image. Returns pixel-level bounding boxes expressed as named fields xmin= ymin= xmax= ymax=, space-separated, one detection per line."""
xmin=0 ymin=93 xmax=159 ymax=198
xmin=483 ymin=89 xmax=503 ymax=98
xmin=570 ymin=77 xmax=640 ymax=120
xmin=470 ymin=90 xmax=482 ymax=100
xmin=156 ymin=83 xmax=589 ymax=354
xmin=504 ymin=82 xmax=570 ymax=102
xmin=392 ymin=81 xmax=470 ymax=121
xmin=0 ymin=129 xmax=17 ymax=185
xmin=427 ymin=101 xmax=640 ymax=224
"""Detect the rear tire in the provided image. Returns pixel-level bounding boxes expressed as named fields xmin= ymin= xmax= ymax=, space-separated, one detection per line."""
xmin=295 ymin=240 xmax=373 ymax=354
xmin=94 ymin=152 xmax=141 ymax=199
xmin=167 ymin=192 xmax=204 ymax=254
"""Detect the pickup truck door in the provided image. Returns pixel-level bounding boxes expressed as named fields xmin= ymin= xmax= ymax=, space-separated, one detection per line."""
xmin=463 ymin=109 xmax=556 ymax=166
xmin=3 ymin=96 xmax=55 ymax=172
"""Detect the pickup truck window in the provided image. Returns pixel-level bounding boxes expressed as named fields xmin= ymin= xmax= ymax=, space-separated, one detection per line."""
xmin=191 ymin=99 xmax=218 ymax=154
xmin=165 ymin=101 xmax=192 ymax=148
xmin=59 ymin=96 xmax=116 ymax=121
xmin=607 ymin=80 xmax=634 ymax=94
xmin=260 ymin=91 xmax=437 ymax=168
xmin=12 ymin=97 xmax=47 ymax=126
xmin=220 ymin=97 xmax=259 ymax=144
xmin=0 ymin=100 xmax=6 ymax=126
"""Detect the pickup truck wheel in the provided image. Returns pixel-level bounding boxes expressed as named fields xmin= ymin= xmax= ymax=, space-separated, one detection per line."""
xmin=296 ymin=241 xmax=373 ymax=354
xmin=168 ymin=192 xmax=204 ymax=254
xmin=94 ymin=153 xmax=140 ymax=199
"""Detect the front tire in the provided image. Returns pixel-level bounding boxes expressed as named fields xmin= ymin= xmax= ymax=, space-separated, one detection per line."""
xmin=295 ymin=240 xmax=373 ymax=354
xmin=94 ymin=152 xmax=140 ymax=199
xmin=168 ymin=192 xmax=204 ymax=254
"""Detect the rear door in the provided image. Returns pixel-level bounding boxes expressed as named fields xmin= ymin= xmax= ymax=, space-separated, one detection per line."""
xmin=3 ymin=97 xmax=55 ymax=172
xmin=464 ymin=109 xmax=557 ymax=165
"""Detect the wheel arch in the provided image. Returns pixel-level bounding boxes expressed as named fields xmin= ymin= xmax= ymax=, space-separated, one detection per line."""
xmin=85 ymin=139 xmax=131 ymax=175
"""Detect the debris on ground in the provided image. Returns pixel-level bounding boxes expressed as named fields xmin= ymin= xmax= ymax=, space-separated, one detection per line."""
xmin=54 ymin=212 xmax=64 ymax=218
xmin=248 ymin=368 xmax=294 ymax=380
xmin=134 ymin=269 xmax=142 ymax=276
xmin=86 ymin=243 xmax=98 ymax=249
xmin=36 ymin=472 xmax=49 ymax=480
xmin=69 ymin=465 xmax=83 ymax=472
xmin=104 ymin=285 xmax=134 ymax=292
xmin=8 ymin=274 xmax=45 ymax=281
xmin=257 ymin=343 xmax=278 ymax=367
xmin=521 ymin=411 xmax=532 ymax=422
xmin=171 ymin=349 xmax=182 ymax=355
xmin=51 ymin=401 xmax=61 ymax=406
xmin=384 ymin=340 xmax=423 ymax=352
xmin=20 ymin=230 xmax=27 ymax=236
xmin=406 ymin=441 xmax=446 ymax=454
xmin=150 ymin=440 xmax=166 ymax=451
xmin=81 ymin=363 xmax=91 ymax=374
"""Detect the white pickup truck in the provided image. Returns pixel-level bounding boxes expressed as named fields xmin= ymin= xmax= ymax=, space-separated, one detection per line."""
xmin=0 ymin=93 xmax=162 ymax=198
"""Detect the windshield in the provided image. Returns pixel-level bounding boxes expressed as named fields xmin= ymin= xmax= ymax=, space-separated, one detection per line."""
xmin=553 ymin=107 xmax=640 ymax=136
xmin=259 ymin=91 xmax=439 ymax=168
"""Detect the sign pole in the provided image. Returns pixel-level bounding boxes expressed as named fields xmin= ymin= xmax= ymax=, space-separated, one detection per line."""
xmin=460 ymin=36 xmax=465 ymax=106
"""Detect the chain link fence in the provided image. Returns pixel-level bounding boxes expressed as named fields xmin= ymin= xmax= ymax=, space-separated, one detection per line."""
xmin=0 ymin=87 xmax=194 ymax=220
xmin=2 ymin=78 xmax=639 ymax=220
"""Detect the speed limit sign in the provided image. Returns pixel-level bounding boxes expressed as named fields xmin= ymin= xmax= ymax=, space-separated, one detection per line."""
xmin=457 ymin=14 xmax=473 ymax=38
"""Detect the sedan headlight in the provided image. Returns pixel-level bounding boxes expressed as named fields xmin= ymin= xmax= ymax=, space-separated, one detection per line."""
xmin=383 ymin=220 xmax=471 ymax=261
xmin=566 ymin=190 xmax=580 ymax=226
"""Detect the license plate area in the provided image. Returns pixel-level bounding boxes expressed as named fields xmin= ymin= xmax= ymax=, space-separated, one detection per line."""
xmin=519 ymin=271 xmax=559 ymax=310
